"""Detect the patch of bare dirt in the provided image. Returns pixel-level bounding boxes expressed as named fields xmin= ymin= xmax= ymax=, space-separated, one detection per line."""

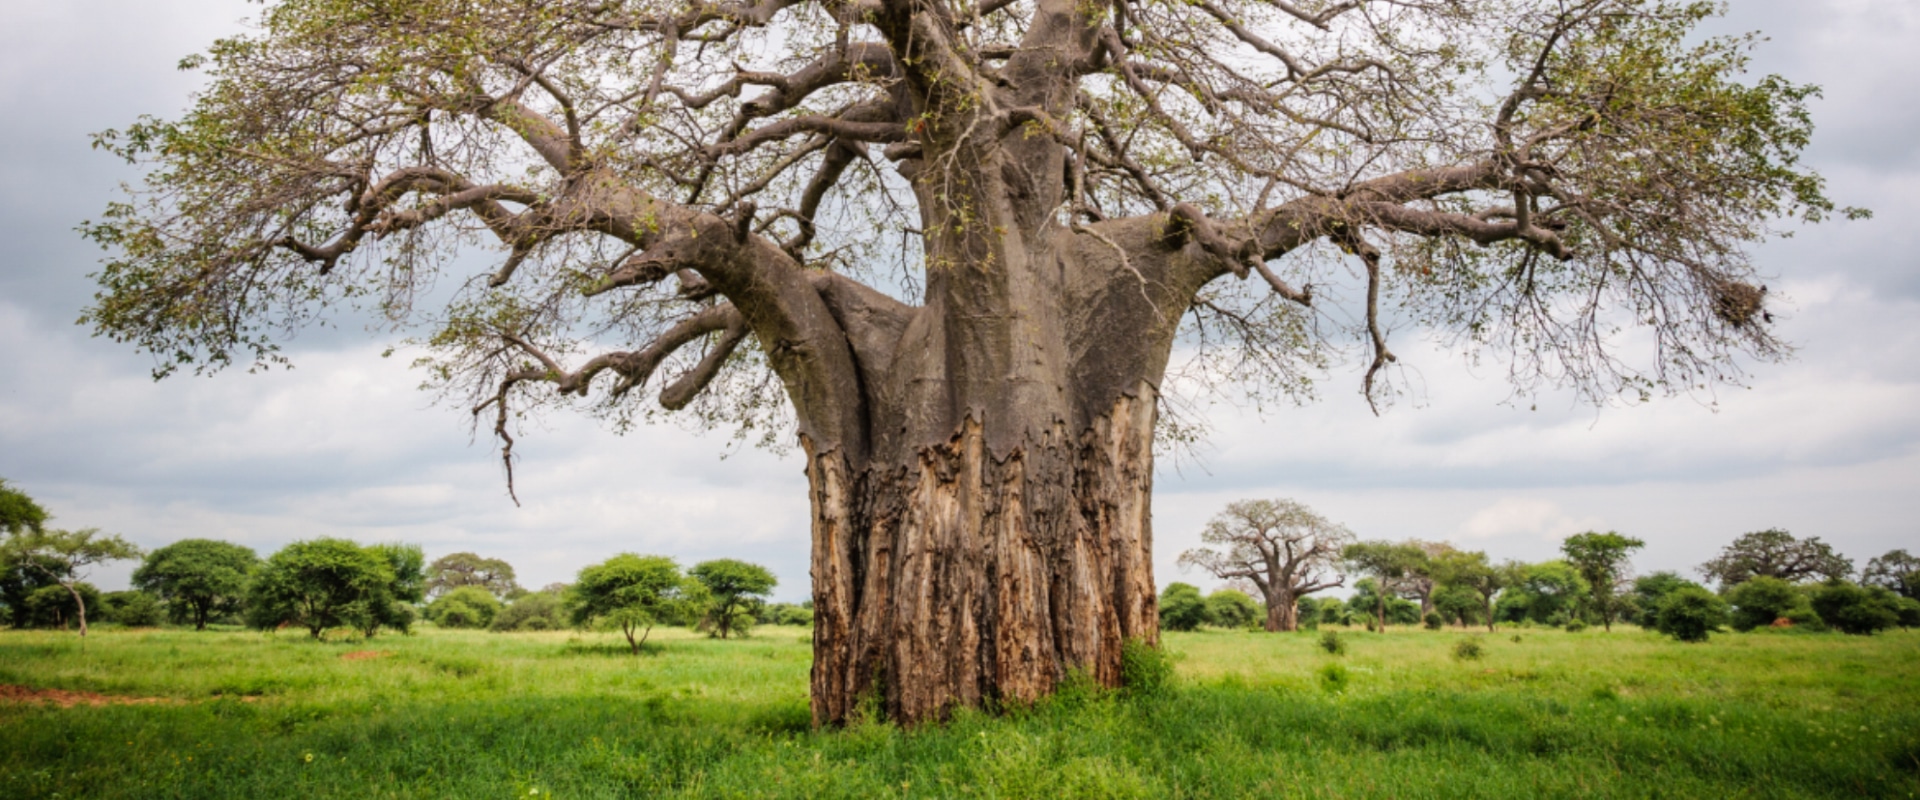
xmin=0 ymin=684 xmax=177 ymax=708
xmin=340 ymin=650 xmax=391 ymax=661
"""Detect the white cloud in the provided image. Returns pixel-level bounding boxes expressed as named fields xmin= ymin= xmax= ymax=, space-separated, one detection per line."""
xmin=1455 ymin=498 xmax=1606 ymax=543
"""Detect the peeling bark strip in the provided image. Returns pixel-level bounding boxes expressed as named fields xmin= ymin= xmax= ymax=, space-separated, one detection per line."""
xmin=808 ymin=388 xmax=1157 ymax=726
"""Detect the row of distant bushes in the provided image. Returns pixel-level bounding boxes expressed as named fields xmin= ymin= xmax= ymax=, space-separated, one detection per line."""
xmin=1 ymin=532 xmax=812 ymax=643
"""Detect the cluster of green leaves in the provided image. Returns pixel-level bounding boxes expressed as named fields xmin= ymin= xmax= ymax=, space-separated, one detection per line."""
xmin=1156 ymin=583 xmax=1261 ymax=632
xmin=243 ymin=539 xmax=423 ymax=639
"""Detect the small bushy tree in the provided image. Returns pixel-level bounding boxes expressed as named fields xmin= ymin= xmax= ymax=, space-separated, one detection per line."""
xmin=246 ymin=538 xmax=396 ymax=638
xmin=1431 ymin=551 xmax=1513 ymax=632
xmin=1653 ymin=587 xmax=1728 ymax=642
xmin=429 ymin=586 xmax=504 ymax=629
xmin=133 ymin=539 xmax=259 ymax=630
xmin=1 ymin=528 xmax=143 ymax=637
xmin=491 ymin=588 xmax=568 ymax=632
xmin=756 ymin=602 xmax=815 ymax=627
xmin=22 ymin=582 xmax=104 ymax=630
xmin=689 ymin=559 xmax=777 ymax=639
xmin=1158 ymin=583 xmax=1210 ymax=632
xmin=1725 ymin=576 xmax=1800 ymax=631
xmin=569 ymin=554 xmax=705 ymax=654
xmin=99 ymin=590 xmax=165 ymax=627
xmin=1343 ymin=542 xmax=1428 ymax=631
xmin=1630 ymin=571 xmax=1703 ymax=624
xmin=365 ymin=543 xmax=426 ymax=637
xmin=1205 ymin=590 xmax=1261 ymax=630
xmin=1810 ymin=583 xmax=1899 ymax=636
xmin=1496 ymin=561 xmax=1590 ymax=625
xmin=1561 ymin=531 xmax=1645 ymax=631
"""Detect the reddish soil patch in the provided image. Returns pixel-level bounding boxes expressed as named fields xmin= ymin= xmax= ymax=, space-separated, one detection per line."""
xmin=340 ymin=650 xmax=391 ymax=661
xmin=0 ymin=684 xmax=176 ymax=708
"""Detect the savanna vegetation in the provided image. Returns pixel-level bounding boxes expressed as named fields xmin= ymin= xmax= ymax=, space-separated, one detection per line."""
xmin=2 ymin=623 xmax=1917 ymax=798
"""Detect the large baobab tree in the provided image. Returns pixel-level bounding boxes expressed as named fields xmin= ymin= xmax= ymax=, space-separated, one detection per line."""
xmin=1180 ymin=499 xmax=1351 ymax=632
xmin=83 ymin=0 xmax=1847 ymax=724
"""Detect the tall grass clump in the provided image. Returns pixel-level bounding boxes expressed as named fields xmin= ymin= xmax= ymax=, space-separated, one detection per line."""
xmin=1452 ymin=637 xmax=1485 ymax=661
xmin=1318 ymin=630 xmax=1346 ymax=655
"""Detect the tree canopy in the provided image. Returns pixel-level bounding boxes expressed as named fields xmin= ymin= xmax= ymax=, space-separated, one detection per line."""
xmin=1863 ymin=550 xmax=1920 ymax=601
xmin=77 ymin=0 xmax=1852 ymax=726
xmin=245 ymin=538 xmax=399 ymax=638
xmin=0 ymin=479 xmax=49 ymax=536
xmin=1698 ymin=529 xmax=1852 ymax=588
xmin=426 ymin=552 xmax=522 ymax=599
xmin=689 ymin=558 xmax=778 ymax=639
xmin=1560 ymin=530 xmax=1643 ymax=631
xmin=0 ymin=528 xmax=143 ymax=637
xmin=133 ymin=538 xmax=261 ymax=630
xmin=569 ymin=554 xmax=706 ymax=653
xmin=1179 ymin=498 xmax=1350 ymax=632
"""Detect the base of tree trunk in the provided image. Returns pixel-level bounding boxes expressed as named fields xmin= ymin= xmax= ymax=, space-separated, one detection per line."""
xmin=809 ymin=392 xmax=1160 ymax=726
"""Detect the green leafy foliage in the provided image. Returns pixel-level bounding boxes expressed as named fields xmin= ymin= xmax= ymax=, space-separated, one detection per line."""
xmin=0 ymin=479 xmax=49 ymax=536
xmin=428 ymin=586 xmax=504 ymax=629
xmin=688 ymin=559 xmax=776 ymax=640
xmin=19 ymin=582 xmax=103 ymax=630
xmin=1725 ymin=576 xmax=1800 ymax=631
xmin=1204 ymin=590 xmax=1260 ymax=630
xmin=1810 ymin=583 xmax=1900 ymax=636
xmin=1318 ymin=630 xmax=1346 ymax=656
xmin=99 ymin=590 xmax=166 ymax=627
xmin=1119 ymin=638 xmax=1174 ymax=698
xmin=568 ymin=554 xmax=706 ymax=654
xmin=0 ymin=527 xmax=143 ymax=636
xmin=490 ymin=588 xmax=568 ymax=632
xmin=244 ymin=538 xmax=397 ymax=639
xmin=1561 ymin=531 xmax=1645 ymax=631
xmin=1496 ymin=561 xmax=1590 ymax=625
xmin=1157 ymin=583 xmax=1209 ymax=632
xmin=1653 ymin=587 xmax=1728 ymax=643
xmin=133 ymin=539 xmax=259 ymax=630
xmin=1452 ymin=637 xmax=1486 ymax=661
xmin=1628 ymin=571 xmax=1704 ymax=623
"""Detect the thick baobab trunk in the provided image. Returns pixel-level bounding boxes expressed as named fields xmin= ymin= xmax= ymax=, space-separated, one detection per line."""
xmin=1264 ymin=589 xmax=1300 ymax=632
xmin=807 ymin=390 xmax=1161 ymax=726
xmin=785 ymin=112 xmax=1200 ymax=727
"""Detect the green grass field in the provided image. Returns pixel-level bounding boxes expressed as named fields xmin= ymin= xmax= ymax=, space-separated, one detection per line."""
xmin=2 ymin=624 xmax=1916 ymax=798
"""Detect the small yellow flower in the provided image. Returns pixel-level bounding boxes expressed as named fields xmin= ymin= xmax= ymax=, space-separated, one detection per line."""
xmin=303 ymin=753 xmax=314 ymax=763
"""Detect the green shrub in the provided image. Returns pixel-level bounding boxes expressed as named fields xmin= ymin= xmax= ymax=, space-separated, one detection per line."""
xmin=100 ymin=590 xmax=165 ymax=627
xmin=1422 ymin=611 xmax=1443 ymax=630
xmin=491 ymin=590 xmax=567 ymax=632
xmin=1810 ymin=583 xmax=1899 ymax=636
xmin=1653 ymin=587 xmax=1728 ymax=642
xmin=1158 ymin=583 xmax=1209 ymax=632
xmin=428 ymin=586 xmax=503 ymax=629
xmin=1119 ymin=638 xmax=1174 ymax=698
xmin=1452 ymin=637 xmax=1485 ymax=661
xmin=1317 ymin=630 xmax=1346 ymax=655
xmin=1205 ymin=589 xmax=1261 ymax=630
xmin=1564 ymin=618 xmax=1588 ymax=633
xmin=1317 ymin=662 xmax=1350 ymax=693
xmin=1895 ymin=596 xmax=1920 ymax=629
xmin=1726 ymin=576 xmax=1799 ymax=631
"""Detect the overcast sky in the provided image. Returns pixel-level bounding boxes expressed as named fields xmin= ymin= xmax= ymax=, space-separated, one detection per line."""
xmin=2 ymin=1 xmax=1915 ymax=602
